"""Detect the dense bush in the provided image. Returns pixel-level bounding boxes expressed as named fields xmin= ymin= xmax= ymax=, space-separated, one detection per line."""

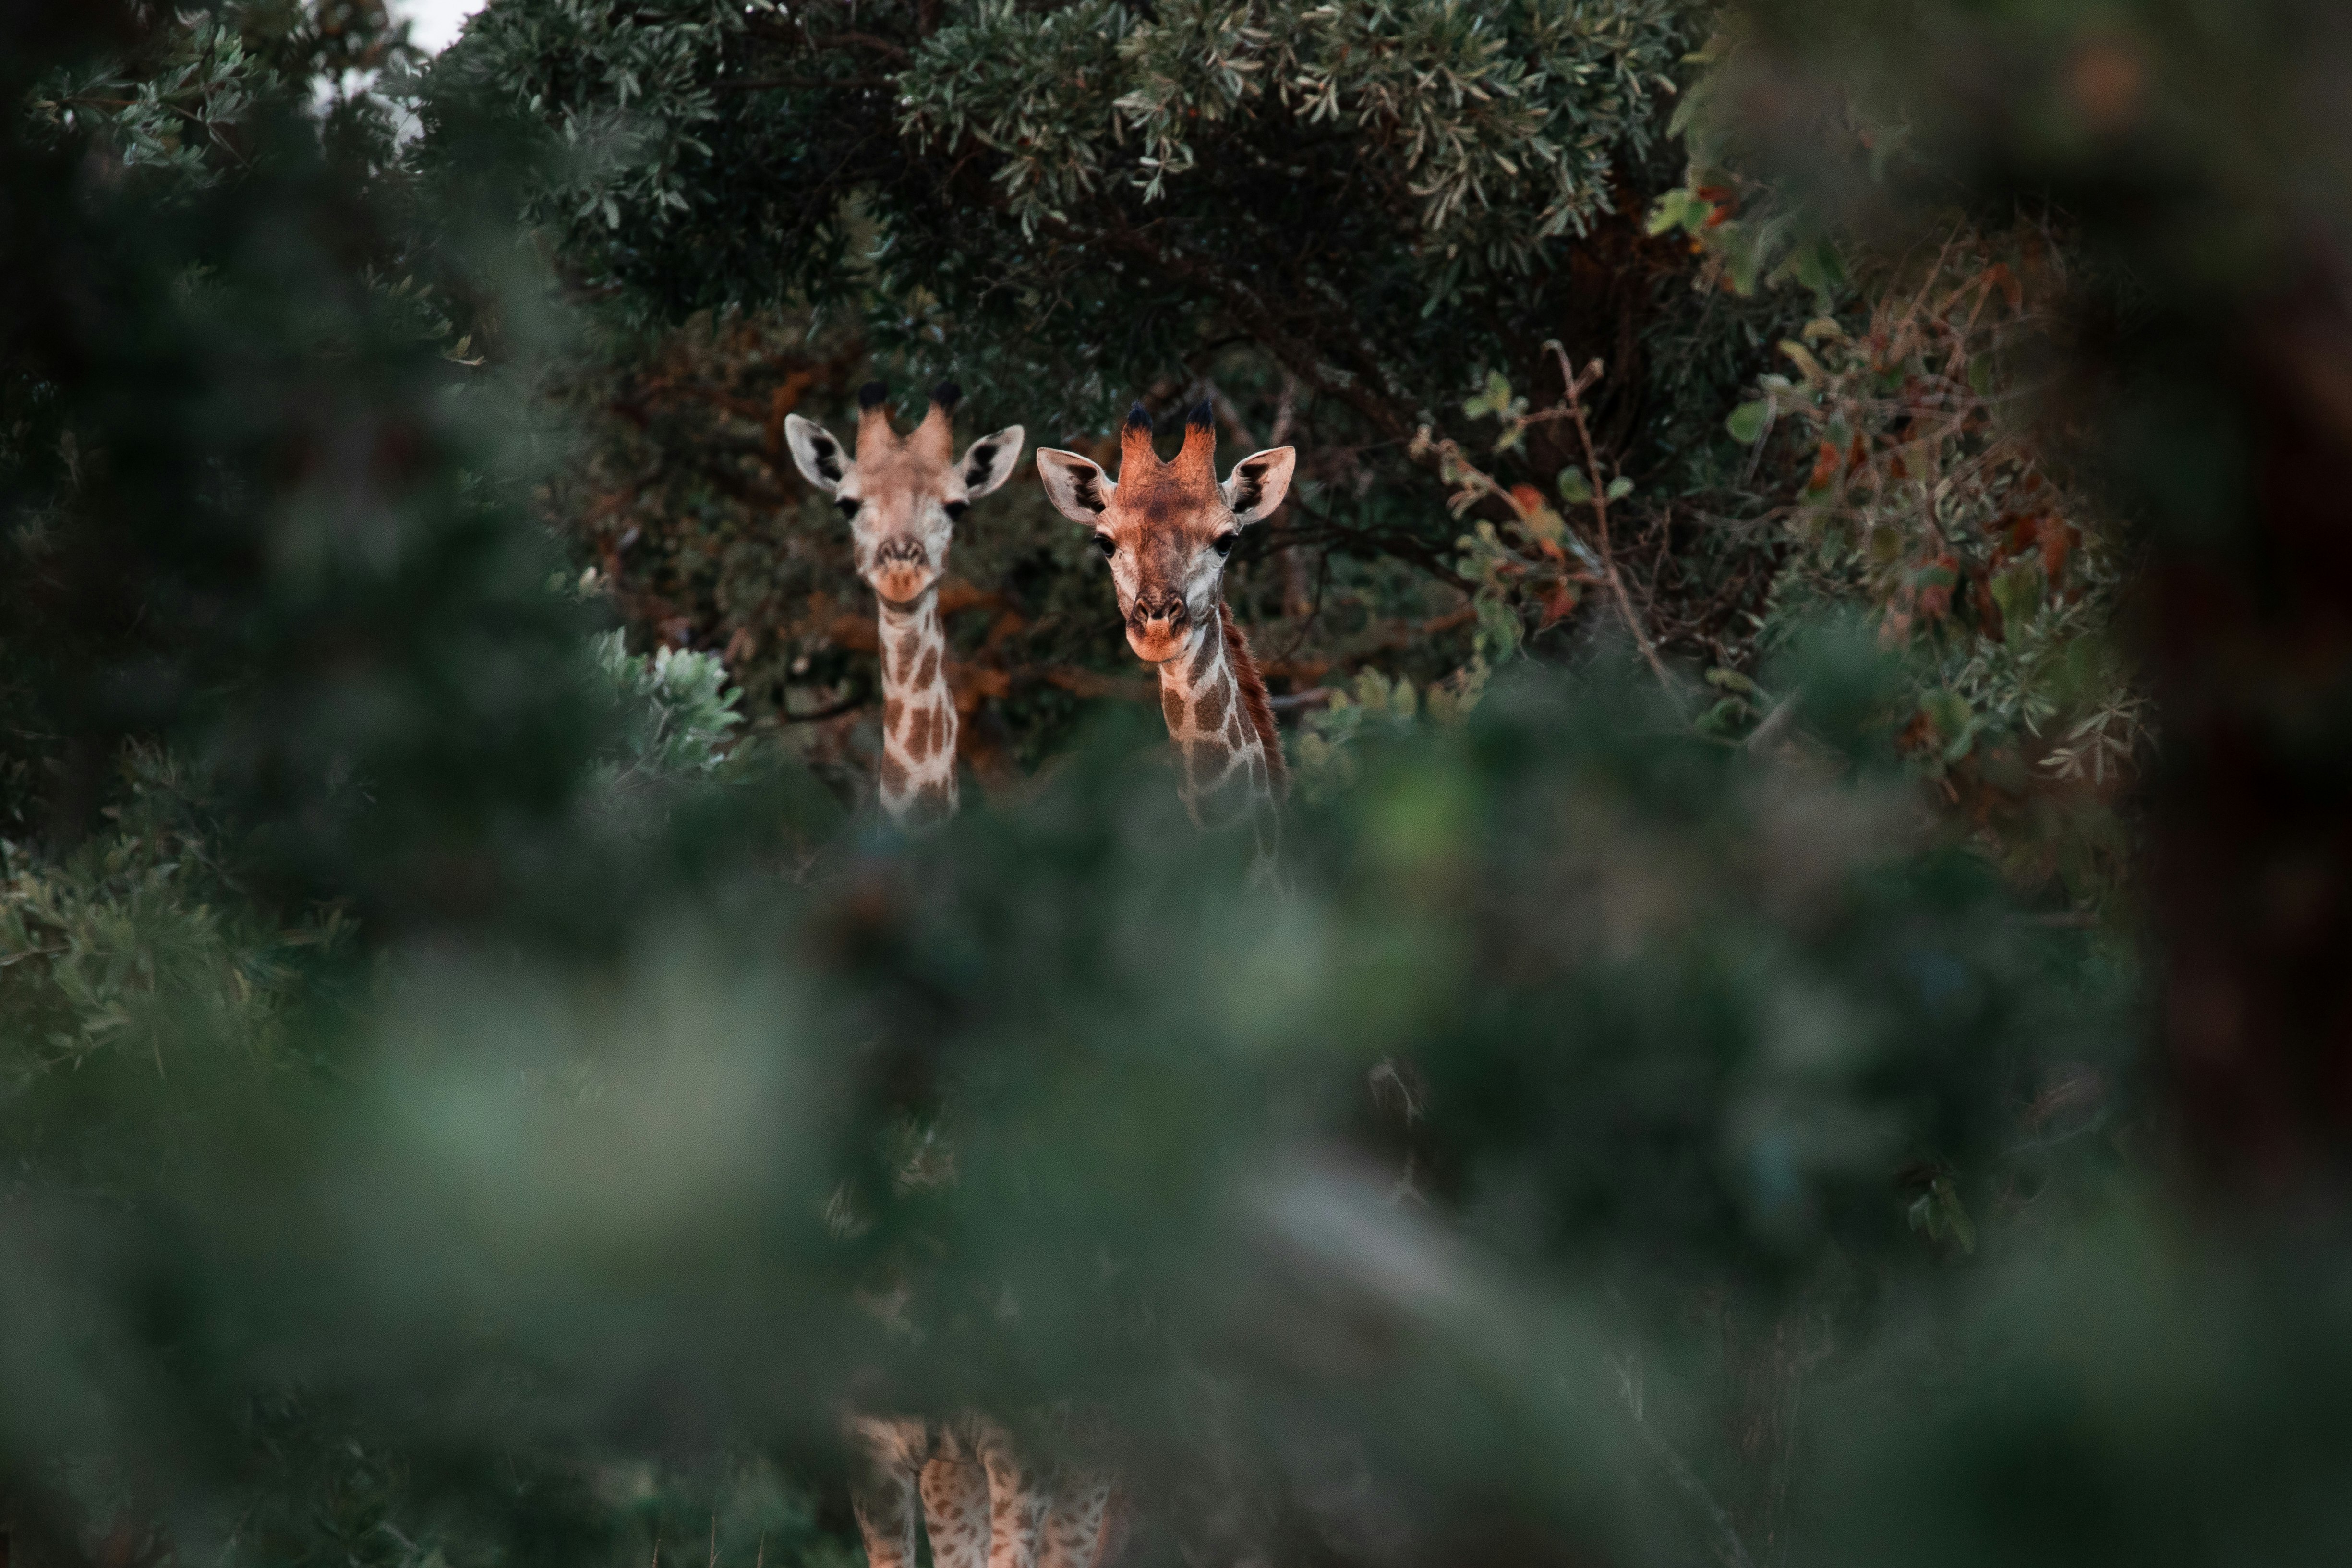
xmin=430 ymin=0 xmax=1826 ymax=805
xmin=7 ymin=5 xmax=2352 ymax=1568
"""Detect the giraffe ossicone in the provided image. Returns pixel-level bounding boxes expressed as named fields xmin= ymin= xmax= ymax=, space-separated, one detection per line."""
xmin=785 ymin=382 xmax=1024 ymax=828
xmin=1035 ymin=401 xmax=1295 ymax=856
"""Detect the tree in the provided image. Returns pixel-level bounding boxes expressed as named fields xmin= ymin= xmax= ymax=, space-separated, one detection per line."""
xmin=430 ymin=0 xmax=1791 ymax=573
xmin=425 ymin=0 xmax=1823 ymax=807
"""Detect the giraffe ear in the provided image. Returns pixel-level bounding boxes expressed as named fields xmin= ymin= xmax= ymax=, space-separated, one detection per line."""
xmin=957 ymin=425 xmax=1025 ymax=500
xmin=1035 ymin=449 xmax=1116 ymax=523
xmin=784 ymin=413 xmax=851 ymax=495
xmin=1222 ymin=446 xmax=1295 ymax=525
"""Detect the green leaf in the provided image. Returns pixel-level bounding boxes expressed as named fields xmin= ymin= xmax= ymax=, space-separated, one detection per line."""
xmin=1556 ymin=467 xmax=1592 ymax=506
xmin=1605 ymin=476 xmax=1634 ymax=502
xmin=1923 ymin=689 xmax=1979 ymax=763
xmin=1933 ymin=1178 xmax=1977 ymax=1254
xmin=1644 ymin=187 xmax=1709 ymax=237
xmin=1725 ymin=400 xmax=1770 ymax=445
xmin=1989 ymin=563 xmax=2042 ymax=639
xmin=1461 ymin=370 xmax=1516 ymax=420
xmin=1777 ymin=338 xmax=1827 ymax=383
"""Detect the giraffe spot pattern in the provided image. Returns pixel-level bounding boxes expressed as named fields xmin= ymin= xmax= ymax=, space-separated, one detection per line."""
xmin=1161 ymin=687 xmax=1186 ymax=732
xmin=1193 ymin=679 xmax=1229 ymax=734
xmin=884 ymin=695 xmax=903 ymax=734
xmin=907 ymin=706 xmax=933 ymax=761
xmin=915 ymin=646 xmax=940 ymax=689
xmin=880 ymin=752 xmax=911 ymax=796
xmin=918 ymin=1453 xmax=992 ymax=1568
xmin=1188 ymin=629 xmax=1219 ymax=684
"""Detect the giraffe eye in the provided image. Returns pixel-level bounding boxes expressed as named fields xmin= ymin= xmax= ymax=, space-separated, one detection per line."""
xmin=1211 ymin=532 xmax=1239 ymax=558
xmin=1094 ymin=533 xmax=1116 ymax=558
xmin=836 ymin=497 xmax=861 ymax=519
xmin=944 ymin=500 xmax=970 ymax=521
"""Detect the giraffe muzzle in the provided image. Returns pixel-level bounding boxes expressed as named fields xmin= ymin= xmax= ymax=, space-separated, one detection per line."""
xmin=868 ymin=538 xmax=937 ymax=606
xmin=1126 ymin=593 xmax=1193 ymax=663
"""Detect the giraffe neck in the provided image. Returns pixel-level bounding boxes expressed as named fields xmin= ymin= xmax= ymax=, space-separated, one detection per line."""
xmin=877 ymin=589 xmax=959 ymax=826
xmin=1157 ymin=602 xmax=1280 ymax=868
xmin=848 ymin=1415 xmax=1122 ymax=1568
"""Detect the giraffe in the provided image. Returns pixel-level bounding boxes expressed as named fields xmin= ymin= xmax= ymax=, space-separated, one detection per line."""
xmin=785 ymin=380 xmax=1024 ymax=827
xmin=1034 ymin=401 xmax=1296 ymax=864
xmin=793 ymin=386 xmax=1119 ymax=1568
xmin=845 ymin=1413 xmax=1122 ymax=1568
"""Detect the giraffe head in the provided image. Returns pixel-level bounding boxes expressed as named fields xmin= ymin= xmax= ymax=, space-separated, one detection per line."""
xmin=1034 ymin=402 xmax=1295 ymax=664
xmin=785 ymin=381 xmax=1025 ymax=606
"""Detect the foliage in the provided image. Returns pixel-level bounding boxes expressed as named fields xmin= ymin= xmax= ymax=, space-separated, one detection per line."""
xmin=23 ymin=0 xmax=414 ymax=188
xmin=537 ymin=303 xmax=1491 ymax=804
xmin=430 ymin=0 xmax=1837 ymax=794
xmin=1636 ymin=28 xmax=2152 ymax=911
xmin=0 ymin=748 xmax=340 ymax=1116
xmin=1735 ymin=235 xmax=2144 ymax=908
xmin=594 ymin=630 xmax=747 ymax=781
xmin=431 ymin=0 xmax=1789 ymax=647
xmin=12 ymin=7 xmax=2352 ymax=1568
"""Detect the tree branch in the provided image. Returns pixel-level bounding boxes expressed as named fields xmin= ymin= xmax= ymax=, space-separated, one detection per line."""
xmin=715 ymin=75 xmax=894 ymax=94
xmin=1551 ymin=345 xmax=1676 ymax=694
xmin=1612 ymin=1355 xmax=1758 ymax=1568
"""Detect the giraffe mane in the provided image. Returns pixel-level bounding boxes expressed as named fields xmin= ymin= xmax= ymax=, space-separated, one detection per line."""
xmin=1221 ymin=603 xmax=1288 ymax=798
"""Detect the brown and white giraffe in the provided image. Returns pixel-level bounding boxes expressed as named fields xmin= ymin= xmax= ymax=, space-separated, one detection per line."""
xmin=786 ymin=381 xmax=1024 ymax=827
xmin=846 ymin=1414 xmax=1122 ymax=1568
xmin=1035 ymin=401 xmax=1296 ymax=864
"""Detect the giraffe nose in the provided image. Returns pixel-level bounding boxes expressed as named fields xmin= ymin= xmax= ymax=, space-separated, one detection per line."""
xmin=874 ymin=538 xmax=927 ymax=569
xmin=1131 ymin=591 xmax=1189 ymax=631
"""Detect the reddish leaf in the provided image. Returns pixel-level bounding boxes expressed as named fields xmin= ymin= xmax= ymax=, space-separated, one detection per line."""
xmin=2003 ymin=513 xmax=2040 ymax=561
xmin=2037 ymin=514 xmax=2076 ymax=580
xmin=1917 ymin=552 xmax=1961 ymax=620
xmin=1973 ymin=572 xmax=2006 ymax=643
xmin=1537 ymin=580 xmax=1580 ymax=629
xmin=1807 ymin=440 xmax=1841 ymax=491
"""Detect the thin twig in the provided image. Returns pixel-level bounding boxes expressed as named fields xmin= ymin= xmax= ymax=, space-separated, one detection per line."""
xmin=714 ymin=75 xmax=895 ymax=93
xmin=1745 ymin=690 xmax=1802 ymax=754
xmin=780 ymin=696 xmax=866 ymax=725
xmin=1549 ymin=344 xmax=1676 ymax=693
xmin=1613 ymin=1354 xmax=1758 ymax=1568
xmin=810 ymin=29 xmax=913 ymax=61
